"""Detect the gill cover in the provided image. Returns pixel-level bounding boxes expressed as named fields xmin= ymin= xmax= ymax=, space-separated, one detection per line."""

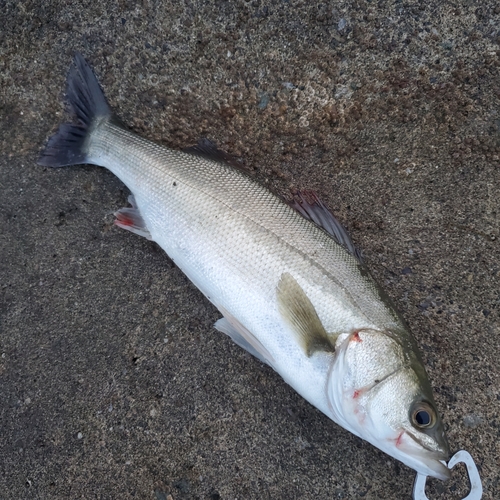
xmin=327 ymin=329 xmax=450 ymax=480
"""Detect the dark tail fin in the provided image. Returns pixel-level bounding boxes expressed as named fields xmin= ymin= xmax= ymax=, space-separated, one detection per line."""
xmin=38 ymin=53 xmax=112 ymax=167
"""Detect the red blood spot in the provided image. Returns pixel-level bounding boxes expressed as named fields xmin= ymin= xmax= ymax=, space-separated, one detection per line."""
xmin=115 ymin=214 xmax=133 ymax=226
xmin=396 ymin=431 xmax=404 ymax=447
xmin=351 ymin=331 xmax=362 ymax=342
xmin=353 ymin=390 xmax=360 ymax=399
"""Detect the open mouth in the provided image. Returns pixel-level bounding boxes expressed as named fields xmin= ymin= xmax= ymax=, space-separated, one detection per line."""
xmin=396 ymin=430 xmax=451 ymax=480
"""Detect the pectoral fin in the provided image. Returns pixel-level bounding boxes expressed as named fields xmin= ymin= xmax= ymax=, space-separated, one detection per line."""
xmin=277 ymin=272 xmax=336 ymax=357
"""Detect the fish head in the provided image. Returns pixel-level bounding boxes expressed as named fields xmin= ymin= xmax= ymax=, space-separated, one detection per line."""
xmin=327 ymin=328 xmax=451 ymax=480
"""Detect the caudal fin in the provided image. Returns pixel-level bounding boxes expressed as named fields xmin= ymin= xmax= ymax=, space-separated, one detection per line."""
xmin=38 ymin=53 xmax=112 ymax=167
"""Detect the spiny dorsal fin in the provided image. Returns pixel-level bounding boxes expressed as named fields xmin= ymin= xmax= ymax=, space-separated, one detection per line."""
xmin=289 ymin=191 xmax=363 ymax=263
xmin=276 ymin=272 xmax=336 ymax=357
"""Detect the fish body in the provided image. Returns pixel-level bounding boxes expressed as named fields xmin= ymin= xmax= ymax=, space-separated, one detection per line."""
xmin=39 ymin=54 xmax=450 ymax=479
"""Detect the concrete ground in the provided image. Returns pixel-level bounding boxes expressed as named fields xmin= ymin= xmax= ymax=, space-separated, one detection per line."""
xmin=1 ymin=1 xmax=499 ymax=498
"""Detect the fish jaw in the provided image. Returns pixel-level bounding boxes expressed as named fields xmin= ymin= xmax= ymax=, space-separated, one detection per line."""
xmin=327 ymin=329 xmax=450 ymax=480
xmin=387 ymin=429 xmax=451 ymax=480
xmin=354 ymin=411 xmax=451 ymax=480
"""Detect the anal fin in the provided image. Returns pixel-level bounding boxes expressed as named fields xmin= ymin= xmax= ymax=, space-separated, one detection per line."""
xmin=214 ymin=308 xmax=275 ymax=367
xmin=114 ymin=195 xmax=152 ymax=240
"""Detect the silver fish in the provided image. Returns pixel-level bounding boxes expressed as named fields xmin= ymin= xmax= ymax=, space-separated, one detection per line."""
xmin=39 ymin=54 xmax=450 ymax=479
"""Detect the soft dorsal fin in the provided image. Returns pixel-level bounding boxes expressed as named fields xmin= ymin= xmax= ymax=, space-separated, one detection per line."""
xmin=183 ymin=138 xmax=243 ymax=170
xmin=289 ymin=191 xmax=363 ymax=263
xmin=276 ymin=272 xmax=336 ymax=357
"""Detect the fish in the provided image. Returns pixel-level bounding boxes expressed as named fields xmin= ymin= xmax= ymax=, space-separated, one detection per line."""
xmin=39 ymin=53 xmax=451 ymax=480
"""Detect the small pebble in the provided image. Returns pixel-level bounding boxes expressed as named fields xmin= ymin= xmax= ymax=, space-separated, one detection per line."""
xmin=258 ymin=93 xmax=269 ymax=110
xmin=463 ymin=414 xmax=483 ymax=428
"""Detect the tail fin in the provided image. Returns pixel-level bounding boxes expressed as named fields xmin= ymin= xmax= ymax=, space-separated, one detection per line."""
xmin=38 ymin=53 xmax=112 ymax=167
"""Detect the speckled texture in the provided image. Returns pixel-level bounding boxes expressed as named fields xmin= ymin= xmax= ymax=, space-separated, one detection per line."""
xmin=1 ymin=1 xmax=499 ymax=499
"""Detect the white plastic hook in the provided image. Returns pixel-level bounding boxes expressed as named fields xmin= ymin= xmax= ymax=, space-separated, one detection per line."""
xmin=412 ymin=450 xmax=482 ymax=500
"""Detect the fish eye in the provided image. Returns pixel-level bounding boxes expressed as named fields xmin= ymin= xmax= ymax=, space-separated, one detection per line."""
xmin=415 ymin=410 xmax=431 ymax=426
xmin=411 ymin=402 xmax=436 ymax=429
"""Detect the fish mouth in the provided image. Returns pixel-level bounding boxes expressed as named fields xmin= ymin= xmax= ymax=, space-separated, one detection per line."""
xmin=417 ymin=458 xmax=450 ymax=481
xmin=395 ymin=430 xmax=451 ymax=480
xmin=414 ymin=454 xmax=450 ymax=481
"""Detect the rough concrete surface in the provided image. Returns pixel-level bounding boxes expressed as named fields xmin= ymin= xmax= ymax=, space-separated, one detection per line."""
xmin=1 ymin=1 xmax=499 ymax=499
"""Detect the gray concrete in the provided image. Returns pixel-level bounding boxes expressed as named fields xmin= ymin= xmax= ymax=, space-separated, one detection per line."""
xmin=1 ymin=1 xmax=499 ymax=498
